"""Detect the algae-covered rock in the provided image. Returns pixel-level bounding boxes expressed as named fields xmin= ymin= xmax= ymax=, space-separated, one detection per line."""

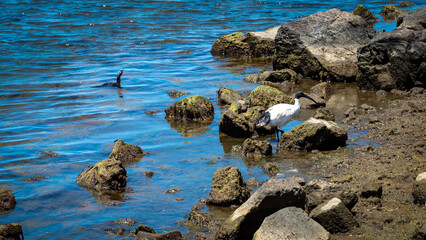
xmin=253 ymin=207 xmax=330 ymax=240
xmin=309 ymin=198 xmax=358 ymax=233
xmin=0 ymin=223 xmax=23 ymax=240
xmin=207 ymin=166 xmax=249 ymax=207
xmin=380 ymin=4 xmax=408 ymax=20
xmin=217 ymin=86 xmax=246 ymax=106
xmin=134 ymin=224 xmax=156 ymax=235
xmin=241 ymin=138 xmax=272 ymax=158
xmin=219 ymin=106 xmax=270 ymax=138
xmin=76 ymin=158 xmax=127 ymax=191
xmin=214 ymin=177 xmax=306 ymax=240
xmin=259 ymin=69 xmax=297 ymax=83
xmin=248 ymin=85 xmax=291 ymax=109
xmin=243 ymin=73 xmax=260 ymax=83
xmin=413 ymin=172 xmax=426 ymax=205
xmin=135 ymin=230 xmax=183 ymax=240
xmin=165 ymin=95 xmax=214 ymax=121
xmin=280 ymin=118 xmax=347 ymax=151
xmin=108 ymin=140 xmax=147 ymax=165
xmin=352 ymin=4 xmax=379 ymax=24
xmin=0 ymin=188 xmax=16 ymax=211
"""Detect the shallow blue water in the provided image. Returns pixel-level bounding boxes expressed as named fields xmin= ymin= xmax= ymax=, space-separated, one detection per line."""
xmin=0 ymin=0 xmax=423 ymax=239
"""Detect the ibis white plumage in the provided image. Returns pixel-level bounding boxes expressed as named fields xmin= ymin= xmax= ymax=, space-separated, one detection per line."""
xmin=256 ymin=91 xmax=319 ymax=141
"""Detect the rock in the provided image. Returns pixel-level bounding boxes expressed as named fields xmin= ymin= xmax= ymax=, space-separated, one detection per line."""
xmin=166 ymin=188 xmax=181 ymax=194
xmin=106 ymin=227 xmax=128 ymax=236
xmin=263 ymin=162 xmax=280 ymax=177
xmin=164 ymin=95 xmax=214 ymax=121
xmin=299 ymin=93 xmax=325 ymax=109
xmin=210 ymin=27 xmax=279 ymax=58
xmin=246 ymin=178 xmax=261 ymax=191
xmin=228 ymin=100 xmax=250 ymax=114
xmin=0 ymin=223 xmax=23 ymax=240
xmin=135 ymin=230 xmax=183 ymax=240
xmin=259 ymin=69 xmax=297 ymax=83
xmin=248 ymin=85 xmax=291 ymax=109
xmin=134 ymin=224 xmax=156 ymax=235
xmin=0 ymin=188 xmax=16 ymax=211
xmin=217 ymin=86 xmax=246 ymax=105
xmin=400 ymin=2 xmax=415 ymax=7
xmin=309 ymin=198 xmax=358 ymax=233
xmin=360 ymin=181 xmax=382 ymax=198
xmin=207 ymin=167 xmax=249 ymax=207
xmin=413 ymin=172 xmax=426 ymax=205
xmin=274 ymin=8 xmax=375 ymax=82
xmin=143 ymin=171 xmax=154 ymax=178
xmin=352 ymin=4 xmax=379 ymax=24
xmin=108 ymin=140 xmax=147 ymax=165
xmin=75 ymin=158 xmax=127 ymax=191
xmin=368 ymin=116 xmax=380 ymax=124
xmin=186 ymin=211 xmax=221 ymax=230
xmin=214 ymin=177 xmax=306 ymax=240
xmin=357 ymin=7 xmax=426 ymax=91
xmin=21 ymin=175 xmax=47 ymax=182
xmin=253 ymin=207 xmax=330 ymax=240
xmin=168 ymin=90 xmax=189 ymax=99
xmin=314 ymin=108 xmax=335 ymax=121
xmin=310 ymin=82 xmax=334 ymax=99
xmin=113 ymin=218 xmax=137 ymax=226
xmin=380 ymin=4 xmax=408 ymax=20
xmin=243 ymin=74 xmax=260 ymax=83
xmin=40 ymin=150 xmax=58 ymax=158
xmin=280 ymin=118 xmax=348 ymax=151
xmin=241 ymin=138 xmax=272 ymax=158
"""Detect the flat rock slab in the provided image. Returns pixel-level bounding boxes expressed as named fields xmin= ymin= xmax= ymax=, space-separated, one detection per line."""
xmin=253 ymin=207 xmax=330 ymax=240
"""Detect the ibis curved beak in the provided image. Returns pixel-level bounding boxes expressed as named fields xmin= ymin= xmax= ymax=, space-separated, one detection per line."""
xmin=301 ymin=93 xmax=319 ymax=106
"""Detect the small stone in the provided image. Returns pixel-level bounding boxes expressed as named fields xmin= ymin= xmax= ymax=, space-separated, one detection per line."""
xmin=143 ymin=171 xmax=154 ymax=178
xmin=134 ymin=224 xmax=156 ymax=235
xmin=0 ymin=188 xmax=16 ymax=211
xmin=113 ymin=218 xmax=137 ymax=227
xmin=263 ymin=162 xmax=280 ymax=177
xmin=368 ymin=116 xmax=380 ymax=124
xmin=176 ymin=198 xmax=184 ymax=201
xmin=241 ymin=138 xmax=272 ymax=158
xmin=106 ymin=227 xmax=127 ymax=236
xmin=243 ymin=74 xmax=260 ymax=83
xmin=21 ymin=175 xmax=47 ymax=182
xmin=246 ymin=177 xmax=261 ymax=191
xmin=168 ymin=89 xmax=189 ymax=99
xmin=413 ymin=172 xmax=426 ymax=205
xmin=166 ymin=188 xmax=181 ymax=194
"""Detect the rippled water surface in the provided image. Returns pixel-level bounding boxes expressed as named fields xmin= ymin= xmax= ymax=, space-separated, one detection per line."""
xmin=1 ymin=0 xmax=423 ymax=239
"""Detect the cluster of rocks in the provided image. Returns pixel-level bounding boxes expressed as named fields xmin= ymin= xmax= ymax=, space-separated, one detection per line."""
xmin=211 ymin=5 xmax=425 ymax=91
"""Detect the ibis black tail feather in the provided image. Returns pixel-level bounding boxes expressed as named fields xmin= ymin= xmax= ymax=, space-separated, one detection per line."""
xmin=256 ymin=111 xmax=271 ymax=127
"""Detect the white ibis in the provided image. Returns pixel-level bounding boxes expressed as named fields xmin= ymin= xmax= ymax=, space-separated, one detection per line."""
xmin=95 ymin=69 xmax=124 ymax=88
xmin=256 ymin=91 xmax=319 ymax=141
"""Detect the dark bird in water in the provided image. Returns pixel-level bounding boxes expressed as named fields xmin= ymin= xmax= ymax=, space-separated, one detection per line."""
xmin=256 ymin=91 xmax=319 ymax=141
xmin=95 ymin=69 xmax=124 ymax=88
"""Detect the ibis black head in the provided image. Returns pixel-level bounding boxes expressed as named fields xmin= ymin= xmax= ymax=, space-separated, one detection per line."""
xmin=295 ymin=91 xmax=319 ymax=105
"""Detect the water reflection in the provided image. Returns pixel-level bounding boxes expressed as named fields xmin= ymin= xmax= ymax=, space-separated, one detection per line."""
xmin=86 ymin=189 xmax=129 ymax=206
xmin=166 ymin=119 xmax=213 ymax=137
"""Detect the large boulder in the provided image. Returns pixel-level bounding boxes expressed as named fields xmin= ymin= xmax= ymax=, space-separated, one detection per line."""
xmin=215 ymin=177 xmax=306 ymax=240
xmin=352 ymin=5 xmax=379 ymax=24
xmin=357 ymin=7 xmax=426 ymax=91
xmin=206 ymin=167 xmax=250 ymax=207
xmin=248 ymin=85 xmax=291 ymax=108
xmin=280 ymin=118 xmax=348 ymax=151
xmin=135 ymin=230 xmax=183 ymax=240
xmin=380 ymin=4 xmax=408 ymax=20
xmin=217 ymin=86 xmax=246 ymax=106
xmin=0 ymin=223 xmax=23 ymax=240
xmin=0 ymin=188 xmax=16 ymax=211
xmin=108 ymin=140 xmax=147 ymax=165
xmin=253 ymin=207 xmax=330 ymax=240
xmin=76 ymin=158 xmax=127 ymax=191
xmin=274 ymin=8 xmax=375 ymax=82
xmin=241 ymin=138 xmax=272 ymax=158
xmin=309 ymin=198 xmax=358 ymax=233
xmin=210 ymin=27 xmax=279 ymax=58
xmin=413 ymin=172 xmax=426 ymax=205
xmin=164 ymin=95 xmax=214 ymax=121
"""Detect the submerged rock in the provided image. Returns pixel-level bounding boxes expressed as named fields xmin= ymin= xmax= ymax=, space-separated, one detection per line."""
xmin=241 ymin=138 xmax=272 ymax=158
xmin=207 ymin=167 xmax=249 ymax=207
xmin=274 ymin=8 xmax=375 ymax=82
xmin=0 ymin=188 xmax=16 ymax=211
xmin=134 ymin=224 xmax=156 ymax=235
xmin=253 ymin=207 xmax=330 ymax=240
xmin=168 ymin=89 xmax=189 ymax=99
xmin=135 ymin=230 xmax=183 ymax=240
xmin=357 ymin=7 xmax=426 ymax=91
xmin=309 ymin=198 xmax=358 ymax=233
xmin=215 ymin=177 xmax=305 ymax=240
xmin=380 ymin=4 xmax=408 ymax=20
xmin=113 ymin=218 xmax=137 ymax=227
xmin=246 ymin=178 xmax=261 ymax=191
xmin=352 ymin=4 xmax=379 ymax=24
xmin=165 ymin=95 xmax=214 ymax=121
xmin=262 ymin=162 xmax=280 ymax=177
xmin=413 ymin=172 xmax=426 ymax=205
xmin=400 ymin=2 xmax=415 ymax=7
xmin=217 ymin=86 xmax=246 ymax=106
xmin=0 ymin=223 xmax=23 ymax=240
xmin=186 ymin=211 xmax=222 ymax=230
xmin=310 ymin=82 xmax=334 ymax=99
xmin=108 ymin=140 xmax=147 ymax=165
xmin=280 ymin=118 xmax=348 ymax=151
xmin=76 ymin=158 xmax=127 ymax=191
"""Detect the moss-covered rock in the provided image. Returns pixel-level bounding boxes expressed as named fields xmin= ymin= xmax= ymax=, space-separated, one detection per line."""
xmin=380 ymin=4 xmax=408 ymax=20
xmin=0 ymin=188 xmax=16 ymax=212
xmin=217 ymin=86 xmax=246 ymax=106
xmin=259 ymin=69 xmax=297 ymax=83
xmin=108 ymin=140 xmax=147 ymax=165
xmin=165 ymin=95 xmax=214 ymax=121
xmin=76 ymin=158 xmax=127 ymax=191
xmin=0 ymin=223 xmax=23 ymax=240
xmin=248 ymin=85 xmax=291 ymax=109
xmin=210 ymin=32 xmax=250 ymax=57
xmin=241 ymin=138 xmax=272 ymax=158
xmin=280 ymin=118 xmax=347 ymax=151
xmin=352 ymin=4 xmax=379 ymax=24
xmin=219 ymin=106 xmax=271 ymax=138
xmin=206 ymin=166 xmax=250 ymax=207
